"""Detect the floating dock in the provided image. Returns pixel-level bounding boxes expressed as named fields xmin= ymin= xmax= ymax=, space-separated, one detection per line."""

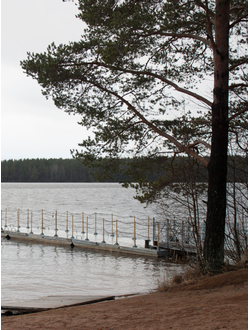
xmin=1 ymin=208 xmax=200 ymax=259
xmin=1 ymin=230 xmax=166 ymax=257
xmin=1 ymin=230 xmax=197 ymax=258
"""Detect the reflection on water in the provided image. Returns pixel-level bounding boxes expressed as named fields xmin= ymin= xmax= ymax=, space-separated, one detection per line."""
xmin=1 ymin=239 xmax=186 ymax=305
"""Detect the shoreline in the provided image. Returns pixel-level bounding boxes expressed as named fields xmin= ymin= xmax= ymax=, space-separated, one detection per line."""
xmin=1 ymin=268 xmax=247 ymax=330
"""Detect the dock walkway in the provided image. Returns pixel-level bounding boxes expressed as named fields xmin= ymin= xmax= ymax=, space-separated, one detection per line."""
xmin=1 ymin=230 xmax=163 ymax=257
xmin=2 ymin=228 xmax=198 ymax=258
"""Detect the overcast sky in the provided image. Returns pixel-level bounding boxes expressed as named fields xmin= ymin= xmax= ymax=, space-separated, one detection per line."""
xmin=1 ymin=0 xmax=90 ymax=160
xmin=1 ymin=0 xmax=214 ymax=162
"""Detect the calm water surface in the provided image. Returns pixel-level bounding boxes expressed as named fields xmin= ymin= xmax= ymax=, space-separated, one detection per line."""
xmin=2 ymin=240 xmax=185 ymax=304
xmin=2 ymin=183 xmax=186 ymax=304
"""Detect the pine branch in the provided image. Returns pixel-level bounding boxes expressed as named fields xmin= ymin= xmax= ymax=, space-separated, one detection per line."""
xmin=64 ymin=61 xmax=213 ymax=107
xmin=81 ymin=76 xmax=209 ymax=166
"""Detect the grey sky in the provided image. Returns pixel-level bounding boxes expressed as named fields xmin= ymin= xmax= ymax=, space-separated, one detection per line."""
xmin=1 ymin=0 xmax=89 ymax=160
xmin=1 ymin=0 xmax=215 ymax=161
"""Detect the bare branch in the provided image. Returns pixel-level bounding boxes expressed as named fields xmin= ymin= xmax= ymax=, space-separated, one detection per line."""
xmin=143 ymin=71 xmax=213 ymax=107
xmin=229 ymin=59 xmax=248 ymax=72
xmin=157 ymin=32 xmax=212 ymax=47
xmin=230 ymin=5 xmax=246 ymax=12
xmin=188 ymin=140 xmax=212 ymax=150
xmin=229 ymin=13 xmax=248 ymax=29
xmin=229 ymin=83 xmax=248 ymax=90
xmin=205 ymin=0 xmax=216 ymax=51
xmin=194 ymin=0 xmax=215 ymax=24
xmin=228 ymin=107 xmax=248 ymax=122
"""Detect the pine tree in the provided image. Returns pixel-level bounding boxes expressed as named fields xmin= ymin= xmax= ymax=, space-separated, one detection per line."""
xmin=21 ymin=0 xmax=248 ymax=270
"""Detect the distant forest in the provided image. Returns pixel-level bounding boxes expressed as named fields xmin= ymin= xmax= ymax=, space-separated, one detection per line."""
xmin=1 ymin=158 xmax=96 ymax=182
xmin=1 ymin=157 xmax=247 ymax=183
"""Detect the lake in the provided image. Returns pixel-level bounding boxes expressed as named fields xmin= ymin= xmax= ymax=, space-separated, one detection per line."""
xmin=1 ymin=183 xmax=186 ymax=305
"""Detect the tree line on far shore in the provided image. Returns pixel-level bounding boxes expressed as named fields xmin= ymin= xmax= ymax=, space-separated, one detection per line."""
xmin=1 ymin=156 xmax=247 ymax=183
xmin=1 ymin=158 xmax=95 ymax=182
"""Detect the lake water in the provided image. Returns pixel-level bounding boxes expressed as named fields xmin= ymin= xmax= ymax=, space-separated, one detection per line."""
xmin=1 ymin=183 xmax=186 ymax=305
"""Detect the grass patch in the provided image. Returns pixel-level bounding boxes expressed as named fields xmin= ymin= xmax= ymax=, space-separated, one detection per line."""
xmin=157 ymin=265 xmax=205 ymax=292
xmin=157 ymin=255 xmax=248 ymax=292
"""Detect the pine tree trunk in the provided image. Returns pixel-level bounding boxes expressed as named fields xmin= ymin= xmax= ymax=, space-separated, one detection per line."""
xmin=204 ymin=0 xmax=230 ymax=271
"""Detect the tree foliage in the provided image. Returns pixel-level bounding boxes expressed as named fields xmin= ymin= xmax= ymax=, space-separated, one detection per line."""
xmin=21 ymin=0 xmax=247 ymax=178
xmin=21 ymin=0 xmax=248 ymax=270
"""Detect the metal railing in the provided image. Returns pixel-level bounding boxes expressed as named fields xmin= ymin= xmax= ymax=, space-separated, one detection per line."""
xmin=2 ymin=208 xmax=247 ymax=257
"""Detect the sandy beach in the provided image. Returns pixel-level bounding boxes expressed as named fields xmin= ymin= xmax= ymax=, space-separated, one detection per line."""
xmin=1 ymin=268 xmax=247 ymax=330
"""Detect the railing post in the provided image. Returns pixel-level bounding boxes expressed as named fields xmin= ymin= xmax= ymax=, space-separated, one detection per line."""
xmin=17 ymin=209 xmax=20 ymax=232
xmin=157 ymin=222 xmax=160 ymax=251
xmin=26 ymin=209 xmax=30 ymax=229
xmin=133 ymin=216 xmax=137 ymax=248
xmin=153 ymin=217 xmax=156 ymax=242
xmin=148 ymin=217 xmax=150 ymax=240
xmin=102 ymin=218 xmax=106 ymax=243
xmin=110 ymin=213 xmax=114 ymax=236
xmin=65 ymin=211 xmax=69 ymax=232
xmin=94 ymin=212 xmax=98 ymax=235
xmin=187 ymin=218 xmax=190 ymax=244
xmin=4 ymin=208 xmax=7 ymax=228
xmin=202 ymin=222 xmax=206 ymax=243
xmin=182 ymin=220 xmax=184 ymax=247
xmin=85 ymin=216 xmax=89 ymax=241
xmin=170 ymin=219 xmax=172 ymax=240
xmin=81 ymin=212 xmax=85 ymax=234
xmin=114 ymin=219 xmax=119 ymax=245
xmin=173 ymin=219 xmax=176 ymax=240
xmin=167 ymin=219 xmax=170 ymax=248
xmin=54 ymin=210 xmax=58 ymax=237
xmin=30 ymin=211 xmax=33 ymax=234
xmin=71 ymin=214 xmax=74 ymax=239
xmin=40 ymin=209 xmax=44 ymax=235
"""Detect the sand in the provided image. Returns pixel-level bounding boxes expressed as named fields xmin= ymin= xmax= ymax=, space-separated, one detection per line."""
xmin=1 ymin=268 xmax=248 ymax=330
